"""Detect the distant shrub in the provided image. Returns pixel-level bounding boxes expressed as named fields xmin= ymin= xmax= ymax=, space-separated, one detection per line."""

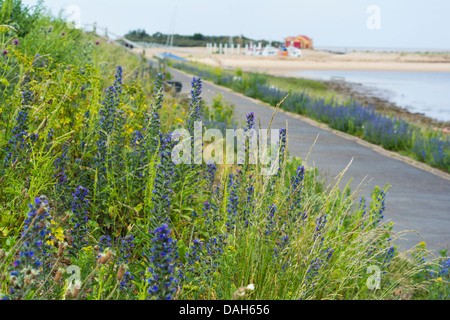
xmin=0 ymin=0 xmax=43 ymax=37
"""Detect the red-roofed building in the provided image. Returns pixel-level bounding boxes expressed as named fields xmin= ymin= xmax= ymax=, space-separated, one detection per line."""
xmin=285 ymin=35 xmax=313 ymax=49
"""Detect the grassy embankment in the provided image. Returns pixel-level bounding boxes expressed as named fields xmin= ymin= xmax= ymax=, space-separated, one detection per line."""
xmin=1 ymin=0 xmax=449 ymax=300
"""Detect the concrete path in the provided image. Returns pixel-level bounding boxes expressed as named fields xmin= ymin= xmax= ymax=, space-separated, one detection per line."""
xmin=168 ymin=67 xmax=450 ymax=255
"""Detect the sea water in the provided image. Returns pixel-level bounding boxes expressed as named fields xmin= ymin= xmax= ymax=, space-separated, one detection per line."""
xmin=293 ymin=70 xmax=450 ymax=122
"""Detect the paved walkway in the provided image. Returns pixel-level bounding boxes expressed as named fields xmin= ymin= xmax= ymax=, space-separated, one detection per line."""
xmin=169 ymin=67 xmax=450 ymax=255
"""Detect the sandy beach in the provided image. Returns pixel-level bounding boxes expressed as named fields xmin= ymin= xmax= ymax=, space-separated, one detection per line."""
xmin=147 ymin=47 xmax=450 ymax=74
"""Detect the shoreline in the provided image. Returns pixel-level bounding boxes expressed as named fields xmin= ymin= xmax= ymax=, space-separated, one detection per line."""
xmin=211 ymin=66 xmax=450 ymax=128
xmin=144 ymin=47 xmax=450 ymax=127
xmin=242 ymin=68 xmax=450 ymax=128
xmin=304 ymin=77 xmax=450 ymax=128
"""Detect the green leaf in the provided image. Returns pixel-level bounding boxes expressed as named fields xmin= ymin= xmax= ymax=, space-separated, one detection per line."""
xmin=134 ymin=203 xmax=143 ymax=213
xmin=0 ymin=78 xmax=10 ymax=87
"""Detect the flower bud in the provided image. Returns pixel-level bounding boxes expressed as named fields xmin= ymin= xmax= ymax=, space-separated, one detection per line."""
xmin=54 ymin=269 xmax=64 ymax=282
xmin=64 ymin=287 xmax=73 ymax=299
xmin=72 ymin=280 xmax=81 ymax=299
xmin=24 ymin=277 xmax=32 ymax=286
xmin=36 ymin=206 xmax=46 ymax=216
xmin=117 ymin=265 xmax=126 ymax=281
xmin=58 ymin=243 xmax=65 ymax=258
xmin=97 ymin=250 xmax=113 ymax=264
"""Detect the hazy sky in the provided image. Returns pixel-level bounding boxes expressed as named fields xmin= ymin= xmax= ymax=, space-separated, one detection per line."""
xmin=22 ymin=0 xmax=450 ymax=49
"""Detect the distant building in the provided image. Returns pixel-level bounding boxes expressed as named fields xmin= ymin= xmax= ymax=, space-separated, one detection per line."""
xmin=285 ymin=35 xmax=313 ymax=49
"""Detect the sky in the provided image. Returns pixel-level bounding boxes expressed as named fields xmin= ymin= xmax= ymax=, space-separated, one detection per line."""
xmin=22 ymin=0 xmax=450 ymax=50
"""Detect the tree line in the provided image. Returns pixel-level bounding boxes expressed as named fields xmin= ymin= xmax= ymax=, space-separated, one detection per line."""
xmin=124 ymin=29 xmax=281 ymax=47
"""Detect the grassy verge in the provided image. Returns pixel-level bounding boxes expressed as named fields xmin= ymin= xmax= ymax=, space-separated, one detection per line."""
xmin=0 ymin=0 xmax=449 ymax=301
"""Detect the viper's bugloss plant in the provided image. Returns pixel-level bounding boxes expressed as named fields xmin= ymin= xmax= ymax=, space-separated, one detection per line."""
xmin=205 ymin=162 xmax=217 ymax=190
xmin=95 ymin=66 xmax=125 ymax=180
xmin=149 ymin=134 xmax=175 ymax=221
xmin=226 ymin=173 xmax=239 ymax=232
xmin=119 ymin=271 xmax=135 ymax=292
xmin=265 ymin=204 xmax=277 ymax=237
xmin=70 ymin=186 xmax=90 ymax=254
xmin=3 ymin=91 xmax=36 ymax=168
xmin=147 ymin=73 xmax=164 ymax=149
xmin=147 ymin=223 xmax=179 ymax=300
xmin=98 ymin=235 xmax=112 ymax=253
xmin=279 ymin=128 xmax=287 ymax=163
xmin=117 ymin=235 xmax=135 ymax=264
xmin=186 ymin=239 xmax=203 ymax=271
xmin=289 ymin=166 xmax=307 ymax=225
xmin=186 ymin=76 xmax=203 ymax=136
xmin=5 ymin=196 xmax=53 ymax=300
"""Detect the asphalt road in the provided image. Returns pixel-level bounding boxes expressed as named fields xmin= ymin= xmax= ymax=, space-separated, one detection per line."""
xmin=168 ymin=66 xmax=450 ymax=255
